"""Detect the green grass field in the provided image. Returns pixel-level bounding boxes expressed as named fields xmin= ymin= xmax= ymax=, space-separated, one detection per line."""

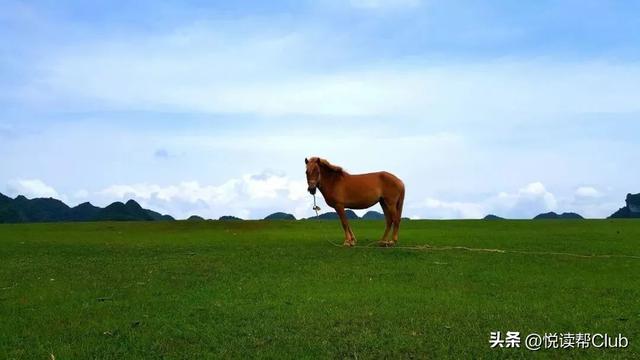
xmin=1 ymin=220 xmax=639 ymax=359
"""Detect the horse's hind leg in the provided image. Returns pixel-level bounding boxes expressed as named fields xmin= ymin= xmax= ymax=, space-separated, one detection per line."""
xmin=391 ymin=202 xmax=402 ymax=244
xmin=391 ymin=215 xmax=400 ymax=244
xmin=386 ymin=203 xmax=400 ymax=246
xmin=348 ymin=226 xmax=357 ymax=244
xmin=392 ymin=188 xmax=405 ymax=244
xmin=379 ymin=200 xmax=393 ymax=246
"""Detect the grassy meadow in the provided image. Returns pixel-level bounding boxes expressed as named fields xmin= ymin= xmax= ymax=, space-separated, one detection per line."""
xmin=1 ymin=219 xmax=639 ymax=358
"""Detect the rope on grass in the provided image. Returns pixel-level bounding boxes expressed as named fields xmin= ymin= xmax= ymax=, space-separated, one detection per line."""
xmin=324 ymin=238 xmax=640 ymax=260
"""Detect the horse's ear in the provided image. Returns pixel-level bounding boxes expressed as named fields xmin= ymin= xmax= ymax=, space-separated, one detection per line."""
xmin=305 ymin=158 xmax=309 ymax=164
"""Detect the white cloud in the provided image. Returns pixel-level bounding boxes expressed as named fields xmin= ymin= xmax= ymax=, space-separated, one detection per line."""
xmin=575 ymin=186 xmax=601 ymax=198
xmin=349 ymin=0 xmax=422 ymax=9
xmin=412 ymin=182 xmax=624 ymax=219
xmin=513 ymin=181 xmax=558 ymax=210
xmin=17 ymin=22 xmax=640 ymax=120
xmin=413 ymin=182 xmax=558 ymax=219
xmin=40 ymin=59 xmax=640 ymax=118
xmin=421 ymin=198 xmax=485 ymax=219
xmin=6 ymin=179 xmax=59 ymax=198
xmin=567 ymin=186 xmax=616 ymax=218
xmin=0 ymin=174 xmax=622 ymax=220
xmin=97 ymin=170 xmax=313 ymax=220
xmin=2 ymin=5 xmax=638 ymax=223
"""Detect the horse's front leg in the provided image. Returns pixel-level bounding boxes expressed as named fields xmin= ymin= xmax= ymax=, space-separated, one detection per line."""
xmin=335 ymin=206 xmax=355 ymax=247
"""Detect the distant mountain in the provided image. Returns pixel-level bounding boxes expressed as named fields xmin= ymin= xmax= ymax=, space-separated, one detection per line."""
xmin=483 ymin=214 xmax=504 ymax=220
xmin=145 ymin=209 xmax=175 ymax=221
xmin=0 ymin=193 xmax=11 ymax=205
xmin=609 ymin=193 xmax=640 ymax=218
xmin=68 ymin=202 xmax=101 ymax=221
xmin=362 ymin=211 xmax=385 ymax=220
xmin=187 ymin=215 xmax=206 ymax=221
xmin=264 ymin=212 xmax=296 ymax=220
xmin=219 ymin=215 xmax=243 ymax=221
xmin=0 ymin=193 xmax=174 ymax=223
xmin=309 ymin=210 xmax=359 ymax=220
xmin=533 ymin=212 xmax=583 ymax=220
xmin=345 ymin=210 xmax=360 ymax=219
xmin=13 ymin=195 xmax=71 ymax=222
xmin=95 ymin=200 xmax=154 ymax=221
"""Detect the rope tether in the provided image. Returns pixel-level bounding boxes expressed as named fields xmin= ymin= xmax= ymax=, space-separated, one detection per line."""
xmin=312 ymin=194 xmax=321 ymax=218
xmin=324 ymin=238 xmax=640 ymax=260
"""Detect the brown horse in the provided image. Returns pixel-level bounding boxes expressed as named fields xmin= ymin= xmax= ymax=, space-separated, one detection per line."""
xmin=305 ymin=157 xmax=405 ymax=247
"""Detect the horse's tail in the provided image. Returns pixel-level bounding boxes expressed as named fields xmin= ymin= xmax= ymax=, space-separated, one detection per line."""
xmin=397 ymin=182 xmax=405 ymax=220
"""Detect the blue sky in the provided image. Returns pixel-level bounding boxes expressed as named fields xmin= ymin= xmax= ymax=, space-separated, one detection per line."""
xmin=1 ymin=0 xmax=639 ymax=219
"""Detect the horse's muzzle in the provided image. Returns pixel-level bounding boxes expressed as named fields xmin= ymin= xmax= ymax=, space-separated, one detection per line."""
xmin=308 ymin=187 xmax=317 ymax=195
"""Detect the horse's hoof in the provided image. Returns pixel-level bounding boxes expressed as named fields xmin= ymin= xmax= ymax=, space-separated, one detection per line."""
xmin=378 ymin=241 xmax=392 ymax=247
xmin=343 ymin=242 xmax=355 ymax=247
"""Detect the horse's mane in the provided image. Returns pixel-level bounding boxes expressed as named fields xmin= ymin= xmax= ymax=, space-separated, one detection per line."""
xmin=313 ymin=157 xmax=346 ymax=174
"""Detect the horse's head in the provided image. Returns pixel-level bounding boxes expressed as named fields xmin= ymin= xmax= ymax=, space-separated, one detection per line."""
xmin=304 ymin=157 xmax=321 ymax=194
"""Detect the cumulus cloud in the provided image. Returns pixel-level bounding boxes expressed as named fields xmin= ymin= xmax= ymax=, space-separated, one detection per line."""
xmin=413 ymin=182 xmax=558 ymax=219
xmin=413 ymin=182 xmax=622 ymax=219
xmin=421 ymin=198 xmax=485 ymax=219
xmin=575 ymin=186 xmax=601 ymax=198
xmin=493 ymin=182 xmax=558 ymax=215
xmin=567 ymin=186 xmax=616 ymax=218
xmin=6 ymin=179 xmax=59 ymax=198
xmin=97 ymin=170 xmax=311 ymax=220
xmin=0 ymin=175 xmax=621 ymax=220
